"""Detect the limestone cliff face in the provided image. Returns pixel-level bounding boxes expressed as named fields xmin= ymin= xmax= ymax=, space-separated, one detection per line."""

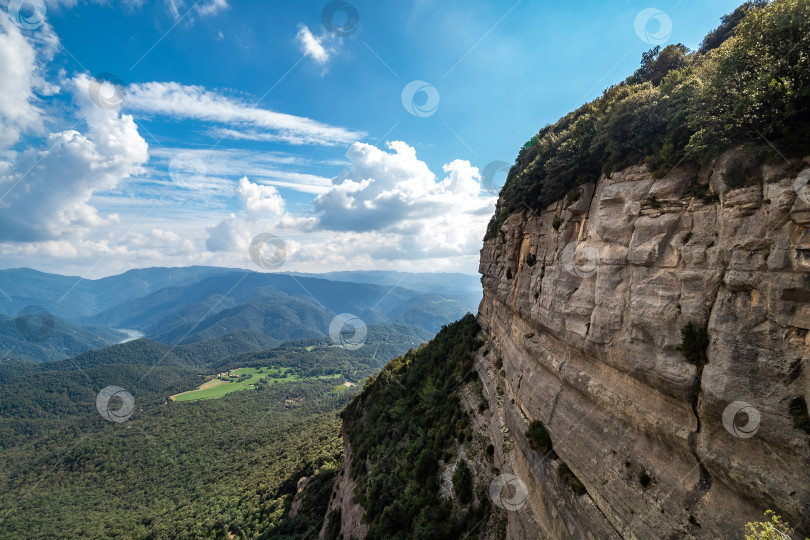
xmin=319 ymin=426 xmax=368 ymax=540
xmin=476 ymin=154 xmax=810 ymax=538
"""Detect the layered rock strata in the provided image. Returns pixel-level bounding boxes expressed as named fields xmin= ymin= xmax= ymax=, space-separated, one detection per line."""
xmin=477 ymin=155 xmax=810 ymax=538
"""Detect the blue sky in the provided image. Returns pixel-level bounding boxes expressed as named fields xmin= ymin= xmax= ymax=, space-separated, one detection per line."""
xmin=0 ymin=0 xmax=742 ymax=277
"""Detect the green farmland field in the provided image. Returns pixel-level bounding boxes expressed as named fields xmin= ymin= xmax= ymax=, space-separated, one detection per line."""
xmin=171 ymin=367 xmax=339 ymax=402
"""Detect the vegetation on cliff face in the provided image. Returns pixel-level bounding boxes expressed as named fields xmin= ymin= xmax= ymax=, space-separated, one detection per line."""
xmin=338 ymin=314 xmax=489 ymax=539
xmin=676 ymin=322 xmax=710 ymax=366
xmin=789 ymin=396 xmax=810 ymax=435
xmin=744 ymin=510 xmax=809 ymax=540
xmin=558 ymin=463 xmax=587 ymax=496
xmin=526 ymin=420 xmax=554 ymax=456
xmin=488 ymin=0 xmax=810 ymax=238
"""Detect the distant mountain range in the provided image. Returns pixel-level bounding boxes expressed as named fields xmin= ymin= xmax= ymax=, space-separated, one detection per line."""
xmin=288 ymin=270 xmax=481 ymax=297
xmin=0 ymin=267 xmax=481 ymax=363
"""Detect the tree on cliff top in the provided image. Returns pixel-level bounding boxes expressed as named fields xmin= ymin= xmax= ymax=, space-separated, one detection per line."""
xmin=699 ymin=0 xmax=770 ymax=53
xmin=489 ymin=0 xmax=810 ymax=238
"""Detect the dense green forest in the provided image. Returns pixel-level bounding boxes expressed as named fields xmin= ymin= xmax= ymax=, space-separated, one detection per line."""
xmin=1 ymin=378 xmax=347 ymax=538
xmin=489 ymin=0 xmax=810 ymax=237
xmin=0 ymin=322 xmax=433 ymax=538
xmin=334 ymin=315 xmax=493 ymax=539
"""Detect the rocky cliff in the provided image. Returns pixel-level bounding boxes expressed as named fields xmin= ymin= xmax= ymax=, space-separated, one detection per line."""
xmin=322 ymin=152 xmax=810 ymax=539
xmin=476 ymin=152 xmax=810 ymax=538
xmin=319 ymin=1 xmax=810 ymax=535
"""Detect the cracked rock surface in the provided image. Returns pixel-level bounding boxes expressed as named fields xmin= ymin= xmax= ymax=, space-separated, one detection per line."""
xmin=477 ymin=156 xmax=810 ymax=538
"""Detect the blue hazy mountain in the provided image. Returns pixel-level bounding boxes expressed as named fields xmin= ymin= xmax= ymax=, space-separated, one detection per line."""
xmin=0 ymin=267 xmax=480 ymax=362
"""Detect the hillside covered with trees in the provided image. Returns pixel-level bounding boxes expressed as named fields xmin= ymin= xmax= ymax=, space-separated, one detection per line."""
xmin=0 ymin=322 xmax=433 ymax=538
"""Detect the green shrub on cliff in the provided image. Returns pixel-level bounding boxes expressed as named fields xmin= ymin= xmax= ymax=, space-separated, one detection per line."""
xmin=488 ymin=0 xmax=810 ymax=238
xmin=677 ymin=322 xmax=710 ymax=366
xmin=558 ymin=463 xmax=587 ymax=496
xmin=452 ymin=459 xmax=474 ymax=504
xmin=744 ymin=510 xmax=808 ymax=540
xmin=526 ymin=420 xmax=554 ymax=455
xmin=789 ymin=396 xmax=810 ymax=434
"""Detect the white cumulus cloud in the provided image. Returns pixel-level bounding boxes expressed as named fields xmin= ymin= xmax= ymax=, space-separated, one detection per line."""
xmin=237 ymin=176 xmax=285 ymax=221
xmin=202 ymin=142 xmax=496 ymax=269
xmin=0 ymin=16 xmax=51 ymax=151
xmin=312 ymin=141 xmax=491 ymax=234
xmin=0 ymin=52 xmax=148 ymax=242
xmin=205 ymin=213 xmax=248 ymax=252
xmin=205 ymin=177 xmax=285 ymax=253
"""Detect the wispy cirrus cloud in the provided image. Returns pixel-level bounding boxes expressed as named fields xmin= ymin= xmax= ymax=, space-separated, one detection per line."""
xmin=296 ymin=25 xmax=329 ymax=64
xmin=124 ymin=81 xmax=365 ymax=146
xmin=206 ymin=127 xmax=294 ymax=144
xmin=164 ymin=0 xmax=229 ymax=20
xmin=43 ymin=0 xmax=227 ymax=19
xmin=145 ymin=147 xmax=337 ymax=195
xmin=196 ymin=0 xmax=228 ymax=16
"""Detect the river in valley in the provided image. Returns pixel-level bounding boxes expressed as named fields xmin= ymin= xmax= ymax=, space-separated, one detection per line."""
xmin=115 ymin=328 xmax=145 ymax=344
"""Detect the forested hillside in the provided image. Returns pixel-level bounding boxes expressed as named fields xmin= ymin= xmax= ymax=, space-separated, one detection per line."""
xmin=0 ymin=314 xmax=438 ymax=537
xmin=329 ymin=315 xmax=495 ymax=539
xmin=0 ymin=313 xmax=125 ymax=363
xmin=0 ymin=260 xmax=478 ymax=537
